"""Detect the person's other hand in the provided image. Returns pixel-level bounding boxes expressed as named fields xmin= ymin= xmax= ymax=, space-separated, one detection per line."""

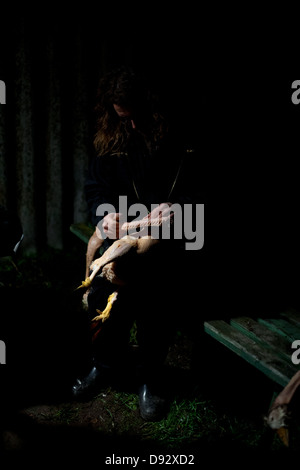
xmin=101 ymin=213 xmax=126 ymax=239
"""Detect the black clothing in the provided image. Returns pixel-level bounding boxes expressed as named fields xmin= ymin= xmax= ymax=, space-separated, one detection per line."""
xmin=84 ymin=129 xmax=200 ymax=381
xmin=85 ymin=130 xmax=200 ymax=228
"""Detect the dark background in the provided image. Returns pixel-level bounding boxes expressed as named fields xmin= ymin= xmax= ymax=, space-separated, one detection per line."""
xmin=0 ymin=8 xmax=299 ymax=310
xmin=0 ymin=5 xmax=299 ymax=459
xmin=0 ymin=8 xmax=210 ymax=251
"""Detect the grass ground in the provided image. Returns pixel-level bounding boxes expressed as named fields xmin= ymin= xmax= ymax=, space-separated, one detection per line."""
xmin=0 ymin=240 xmax=299 ymax=463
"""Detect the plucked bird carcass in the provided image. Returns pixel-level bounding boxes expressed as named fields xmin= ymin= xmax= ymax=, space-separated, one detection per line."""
xmin=265 ymin=370 xmax=300 ymax=446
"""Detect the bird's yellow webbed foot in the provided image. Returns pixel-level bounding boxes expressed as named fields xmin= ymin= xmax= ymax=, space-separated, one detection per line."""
xmin=76 ymin=277 xmax=92 ymax=290
xmin=91 ymin=292 xmax=118 ymax=323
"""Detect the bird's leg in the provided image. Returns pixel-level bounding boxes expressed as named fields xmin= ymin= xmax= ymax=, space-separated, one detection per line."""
xmin=91 ymin=292 xmax=118 ymax=323
xmin=75 ymin=248 xmax=108 ymax=290
xmin=76 ymin=230 xmax=105 ymax=290
xmin=76 ymin=237 xmax=136 ymax=290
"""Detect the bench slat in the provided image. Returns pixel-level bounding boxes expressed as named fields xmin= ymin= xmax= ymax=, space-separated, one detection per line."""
xmin=230 ymin=316 xmax=293 ymax=362
xmin=257 ymin=318 xmax=300 ymax=342
xmin=280 ymin=311 xmax=300 ymax=328
xmin=204 ymin=319 xmax=298 ymax=387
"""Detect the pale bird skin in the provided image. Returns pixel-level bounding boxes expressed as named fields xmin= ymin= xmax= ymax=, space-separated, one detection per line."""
xmin=265 ymin=404 xmax=290 ymax=446
xmin=265 ymin=370 xmax=300 ymax=447
xmin=83 ymin=211 xmax=172 ymax=280
xmin=265 ymin=404 xmax=289 ymax=430
xmin=87 ymin=235 xmax=159 ymax=283
xmin=78 ymin=209 xmax=172 ymax=323
xmin=77 ymin=235 xmax=159 ymax=323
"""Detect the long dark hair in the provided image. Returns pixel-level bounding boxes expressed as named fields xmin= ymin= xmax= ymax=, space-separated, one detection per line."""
xmin=93 ymin=66 xmax=168 ymax=156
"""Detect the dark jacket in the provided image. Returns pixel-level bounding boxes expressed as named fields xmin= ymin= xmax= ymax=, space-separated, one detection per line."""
xmin=85 ymin=130 xmax=200 ymax=229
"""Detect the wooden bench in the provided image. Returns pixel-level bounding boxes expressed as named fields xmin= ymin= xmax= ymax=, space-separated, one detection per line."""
xmin=204 ymin=311 xmax=300 ymax=388
xmin=204 ymin=311 xmax=300 ymax=448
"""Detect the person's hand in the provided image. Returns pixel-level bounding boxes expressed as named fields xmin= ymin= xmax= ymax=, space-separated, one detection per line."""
xmin=101 ymin=213 xmax=126 ymax=239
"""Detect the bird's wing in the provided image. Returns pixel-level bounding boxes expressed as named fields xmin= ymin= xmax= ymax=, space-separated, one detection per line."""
xmin=77 ymin=235 xmax=158 ymax=290
xmin=89 ymin=236 xmax=137 ymax=281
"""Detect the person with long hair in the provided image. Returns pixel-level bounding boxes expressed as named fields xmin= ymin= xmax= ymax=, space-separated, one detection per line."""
xmin=72 ymin=65 xmax=199 ymax=421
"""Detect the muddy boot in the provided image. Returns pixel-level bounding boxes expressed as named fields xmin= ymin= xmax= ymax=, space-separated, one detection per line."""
xmin=138 ymin=383 xmax=167 ymax=421
xmin=72 ymin=360 xmax=111 ymax=400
